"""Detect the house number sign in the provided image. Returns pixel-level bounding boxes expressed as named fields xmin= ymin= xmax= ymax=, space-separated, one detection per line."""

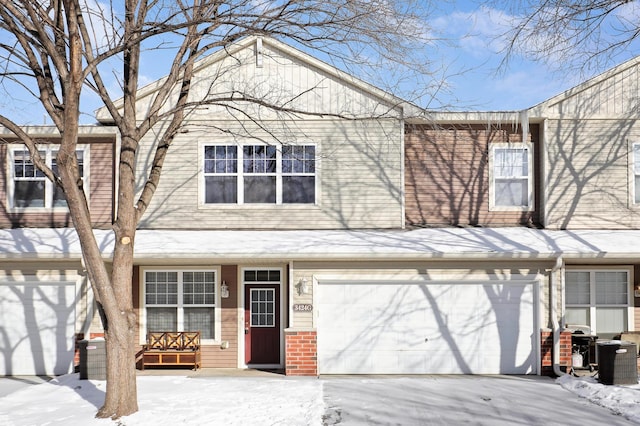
xmin=293 ymin=304 xmax=313 ymax=312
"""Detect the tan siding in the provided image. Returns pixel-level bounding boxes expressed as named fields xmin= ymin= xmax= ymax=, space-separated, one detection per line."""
xmin=137 ymin=119 xmax=403 ymax=229
xmin=134 ymin=42 xmax=400 ymax=124
xmin=405 ymin=123 xmax=540 ymax=227
xmin=544 ymin=119 xmax=640 ymax=229
xmin=546 ymin=62 xmax=640 ymax=117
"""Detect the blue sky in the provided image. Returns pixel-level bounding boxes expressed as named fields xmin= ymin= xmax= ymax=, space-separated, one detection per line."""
xmin=432 ymin=1 xmax=640 ymax=111
xmin=2 ymin=1 xmax=639 ymax=124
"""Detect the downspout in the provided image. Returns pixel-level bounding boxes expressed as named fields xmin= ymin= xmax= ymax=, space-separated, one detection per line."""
xmin=550 ymin=255 xmax=566 ymax=376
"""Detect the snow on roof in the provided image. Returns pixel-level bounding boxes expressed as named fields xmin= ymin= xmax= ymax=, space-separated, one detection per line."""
xmin=1 ymin=227 xmax=639 ymax=262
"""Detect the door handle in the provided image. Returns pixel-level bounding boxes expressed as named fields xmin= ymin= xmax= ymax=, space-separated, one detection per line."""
xmin=245 ymin=328 xmax=249 ymax=335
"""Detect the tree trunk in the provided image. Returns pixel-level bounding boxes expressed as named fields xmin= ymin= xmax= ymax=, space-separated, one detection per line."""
xmin=95 ymin=130 xmax=141 ymax=418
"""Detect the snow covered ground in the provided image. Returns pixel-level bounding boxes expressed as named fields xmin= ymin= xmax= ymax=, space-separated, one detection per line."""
xmin=0 ymin=373 xmax=639 ymax=425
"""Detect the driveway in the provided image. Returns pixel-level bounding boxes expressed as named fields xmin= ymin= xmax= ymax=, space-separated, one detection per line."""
xmin=321 ymin=375 xmax=633 ymax=425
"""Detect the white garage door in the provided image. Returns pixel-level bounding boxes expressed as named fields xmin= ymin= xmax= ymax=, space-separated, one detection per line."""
xmin=317 ymin=281 xmax=537 ymax=375
xmin=0 ymin=280 xmax=77 ymax=375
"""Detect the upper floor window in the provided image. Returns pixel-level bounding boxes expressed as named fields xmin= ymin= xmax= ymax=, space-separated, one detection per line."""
xmin=203 ymin=144 xmax=316 ymax=205
xmin=565 ymin=270 xmax=630 ymax=339
xmin=9 ymin=145 xmax=86 ymax=209
xmin=633 ymin=143 xmax=640 ymax=204
xmin=490 ymin=145 xmax=533 ymax=210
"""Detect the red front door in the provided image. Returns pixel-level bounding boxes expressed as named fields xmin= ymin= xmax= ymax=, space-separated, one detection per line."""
xmin=244 ymin=284 xmax=280 ymax=365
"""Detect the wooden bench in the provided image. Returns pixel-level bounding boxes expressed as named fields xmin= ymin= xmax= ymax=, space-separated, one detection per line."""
xmin=141 ymin=331 xmax=201 ymax=370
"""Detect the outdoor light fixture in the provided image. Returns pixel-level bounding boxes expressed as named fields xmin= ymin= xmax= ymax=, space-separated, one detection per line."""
xmin=221 ymin=281 xmax=230 ymax=298
xmin=296 ymin=277 xmax=309 ymax=296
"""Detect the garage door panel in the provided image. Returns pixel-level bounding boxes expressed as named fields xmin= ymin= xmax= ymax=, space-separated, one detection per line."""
xmin=318 ymin=281 xmax=537 ymax=375
xmin=0 ymin=282 xmax=77 ymax=376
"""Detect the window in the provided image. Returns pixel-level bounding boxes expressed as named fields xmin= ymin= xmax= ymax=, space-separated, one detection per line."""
xmin=490 ymin=145 xmax=532 ymax=210
xmin=203 ymin=144 xmax=315 ymax=204
xmin=565 ymin=270 xmax=630 ymax=339
xmin=9 ymin=145 xmax=86 ymax=209
xmin=633 ymin=143 xmax=640 ymax=204
xmin=144 ymin=270 xmax=218 ymax=340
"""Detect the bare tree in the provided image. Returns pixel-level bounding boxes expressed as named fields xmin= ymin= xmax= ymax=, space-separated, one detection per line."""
xmin=0 ymin=0 xmax=443 ymax=419
xmin=490 ymin=0 xmax=640 ymax=74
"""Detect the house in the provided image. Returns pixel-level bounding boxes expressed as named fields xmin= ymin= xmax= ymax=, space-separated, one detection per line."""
xmin=0 ymin=126 xmax=116 ymax=375
xmin=0 ymin=36 xmax=639 ymax=377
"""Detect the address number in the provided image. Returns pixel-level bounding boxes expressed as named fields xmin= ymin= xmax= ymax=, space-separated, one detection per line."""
xmin=293 ymin=304 xmax=313 ymax=312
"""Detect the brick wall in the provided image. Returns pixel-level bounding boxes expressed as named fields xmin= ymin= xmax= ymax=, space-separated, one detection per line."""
xmin=285 ymin=330 xmax=317 ymax=376
xmin=541 ymin=329 xmax=572 ymax=376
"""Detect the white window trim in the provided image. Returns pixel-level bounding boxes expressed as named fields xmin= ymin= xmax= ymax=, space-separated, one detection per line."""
xmin=564 ymin=267 xmax=634 ymax=334
xmin=139 ymin=267 xmax=222 ymax=345
xmin=488 ymin=143 xmax=534 ymax=212
xmin=7 ymin=144 xmax=90 ymax=211
xmin=630 ymin=141 xmax=640 ymax=206
xmin=198 ymin=142 xmax=318 ymax=208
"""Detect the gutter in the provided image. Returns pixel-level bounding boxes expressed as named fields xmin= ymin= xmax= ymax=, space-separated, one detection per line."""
xmin=550 ymin=255 xmax=566 ymax=376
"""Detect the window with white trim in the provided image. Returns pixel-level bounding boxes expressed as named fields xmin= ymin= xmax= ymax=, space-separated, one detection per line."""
xmin=144 ymin=270 xmax=218 ymax=340
xmin=203 ymin=144 xmax=315 ymax=204
xmin=9 ymin=145 xmax=85 ymax=209
xmin=490 ymin=145 xmax=532 ymax=210
xmin=633 ymin=143 xmax=640 ymax=204
xmin=565 ymin=270 xmax=630 ymax=339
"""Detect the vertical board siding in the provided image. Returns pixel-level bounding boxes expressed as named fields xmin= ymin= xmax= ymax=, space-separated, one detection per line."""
xmin=544 ymin=119 xmax=640 ymax=229
xmin=547 ymin=61 xmax=640 ymax=117
xmin=405 ymin=123 xmax=540 ymax=227
xmin=137 ymin=119 xmax=403 ymax=229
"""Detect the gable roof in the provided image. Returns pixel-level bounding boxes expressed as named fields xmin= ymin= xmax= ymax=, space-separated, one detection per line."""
xmin=528 ymin=55 xmax=640 ymax=118
xmin=95 ymin=35 xmax=423 ymax=124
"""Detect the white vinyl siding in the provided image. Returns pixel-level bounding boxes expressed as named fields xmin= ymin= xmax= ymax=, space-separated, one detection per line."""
xmin=489 ymin=145 xmax=533 ymax=211
xmin=565 ymin=270 xmax=631 ymax=339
